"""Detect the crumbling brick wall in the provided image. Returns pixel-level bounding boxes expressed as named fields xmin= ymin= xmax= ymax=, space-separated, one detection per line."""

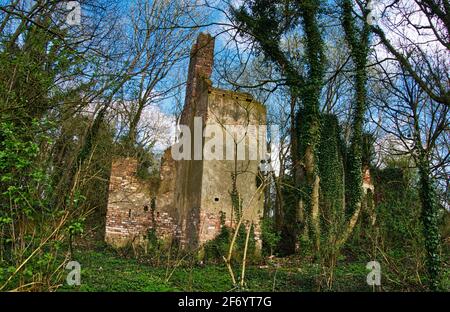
xmin=154 ymin=148 xmax=180 ymax=243
xmin=105 ymin=158 xmax=153 ymax=247
xmin=105 ymin=157 xmax=178 ymax=247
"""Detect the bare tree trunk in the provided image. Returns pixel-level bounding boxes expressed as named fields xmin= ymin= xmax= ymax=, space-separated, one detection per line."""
xmin=240 ymin=222 xmax=253 ymax=288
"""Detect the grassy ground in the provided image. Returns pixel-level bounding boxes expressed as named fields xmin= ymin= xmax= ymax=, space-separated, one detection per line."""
xmin=58 ymin=198 xmax=448 ymax=292
xmin=58 ymin=246 xmax=376 ymax=292
xmin=57 ymin=226 xmax=449 ymax=292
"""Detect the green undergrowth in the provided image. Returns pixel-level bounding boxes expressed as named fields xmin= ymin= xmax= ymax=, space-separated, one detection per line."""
xmin=58 ymin=246 xmax=389 ymax=292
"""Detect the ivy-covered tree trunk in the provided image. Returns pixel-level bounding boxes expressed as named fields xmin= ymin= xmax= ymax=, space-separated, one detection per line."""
xmin=232 ymin=0 xmax=325 ymax=254
xmin=338 ymin=0 xmax=371 ymax=246
xmin=297 ymin=0 xmax=324 ymax=254
xmin=417 ymin=153 xmax=441 ymax=290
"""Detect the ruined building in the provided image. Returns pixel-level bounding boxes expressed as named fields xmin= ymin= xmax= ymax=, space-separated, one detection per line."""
xmin=105 ymin=33 xmax=267 ymax=250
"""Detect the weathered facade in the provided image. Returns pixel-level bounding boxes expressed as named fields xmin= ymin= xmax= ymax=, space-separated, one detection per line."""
xmin=105 ymin=33 xmax=266 ymax=250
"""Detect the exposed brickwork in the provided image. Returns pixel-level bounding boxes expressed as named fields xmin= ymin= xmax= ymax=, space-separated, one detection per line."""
xmin=153 ymin=212 xmax=178 ymax=243
xmin=181 ymin=33 xmax=215 ymax=125
xmin=154 ymin=148 xmax=180 ymax=243
xmin=199 ymin=212 xmax=222 ymax=243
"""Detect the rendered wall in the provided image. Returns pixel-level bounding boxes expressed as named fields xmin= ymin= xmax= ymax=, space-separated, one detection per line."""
xmin=198 ymin=89 xmax=266 ymax=246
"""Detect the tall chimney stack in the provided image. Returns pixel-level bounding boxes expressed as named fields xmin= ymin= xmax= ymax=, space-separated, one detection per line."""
xmin=182 ymin=33 xmax=215 ymax=124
